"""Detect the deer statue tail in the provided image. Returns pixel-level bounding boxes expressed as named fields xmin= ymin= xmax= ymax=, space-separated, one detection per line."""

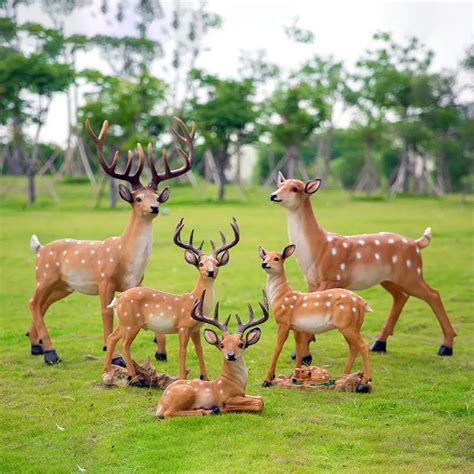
xmin=415 ymin=227 xmax=432 ymax=249
xmin=364 ymin=301 xmax=374 ymax=313
xmin=30 ymin=235 xmax=43 ymax=253
xmin=107 ymin=297 xmax=118 ymax=309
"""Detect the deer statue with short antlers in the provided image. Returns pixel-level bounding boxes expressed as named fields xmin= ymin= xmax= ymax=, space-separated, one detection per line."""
xmin=104 ymin=218 xmax=240 ymax=383
xmin=156 ymin=290 xmax=268 ymax=418
xmin=270 ymin=172 xmax=457 ymax=357
xmin=27 ymin=117 xmax=195 ymax=365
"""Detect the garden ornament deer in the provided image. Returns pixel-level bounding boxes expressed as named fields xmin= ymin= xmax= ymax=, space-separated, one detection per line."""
xmin=260 ymin=244 xmax=373 ymax=392
xmin=155 ymin=290 xmax=268 ymax=418
xmin=270 ymin=172 xmax=456 ymax=357
xmin=104 ymin=218 xmax=240 ymax=382
xmin=27 ymin=117 xmax=195 ymax=365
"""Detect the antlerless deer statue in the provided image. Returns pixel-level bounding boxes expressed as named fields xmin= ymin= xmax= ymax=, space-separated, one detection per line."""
xmin=156 ymin=290 xmax=268 ymax=418
xmin=270 ymin=173 xmax=456 ymax=357
xmin=27 ymin=117 xmax=195 ymax=365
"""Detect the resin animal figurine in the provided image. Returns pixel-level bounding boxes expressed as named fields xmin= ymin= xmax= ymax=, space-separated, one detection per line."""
xmin=270 ymin=172 xmax=456 ymax=356
xmin=260 ymin=244 xmax=372 ymax=392
xmin=156 ymin=290 xmax=268 ymax=418
xmin=293 ymin=366 xmax=331 ymax=385
xmin=28 ymin=117 xmax=195 ymax=365
xmin=105 ymin=218 xmax=240 ymax=382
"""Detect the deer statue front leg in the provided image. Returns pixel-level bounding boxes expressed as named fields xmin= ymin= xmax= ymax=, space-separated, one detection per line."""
xmin=263 ymin=324 xmax=290 ymax=386
xmin=99 ymin=282 xmax=126 ymax=367
xmin=221 ymin=395 xmax=264 ymax=413
xmin=154 ymin=333 xmax=167 ymax=361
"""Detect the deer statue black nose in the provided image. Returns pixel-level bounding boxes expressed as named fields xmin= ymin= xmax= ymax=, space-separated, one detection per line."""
xmin=261 ymin=263 xmax=269 ymax=269
xmin=226 ymin=352 xmax=236 ymax=361
xmin=207 ymin=270 xmax=215 ymax=278
xmin=150 ymin=206 xmax=159 ymax=214
xmin=270 ymin=194 xmax=277 ymax=201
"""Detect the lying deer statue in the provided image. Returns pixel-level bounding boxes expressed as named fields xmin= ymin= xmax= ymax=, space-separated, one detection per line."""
xmin=270 ymin=173 xmax=456 ymax=357
xmin=259 ymin=244 xmax=372 ymax=392
xmin=105 ymin=218 xmax=240 ymax=382
xmin=28 ymin=117 xmax=195 ymax=365
xmin=156 ymin=290 xmax=268 ymax=418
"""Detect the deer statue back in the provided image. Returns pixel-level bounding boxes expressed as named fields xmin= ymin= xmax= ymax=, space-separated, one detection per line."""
xmin=27 ymin=117 xmax=195 ymax=365
xmin=156 ymin=290 xmax=269 ymax=418
xmin=270 ymin=172 xmax=456 ymax=357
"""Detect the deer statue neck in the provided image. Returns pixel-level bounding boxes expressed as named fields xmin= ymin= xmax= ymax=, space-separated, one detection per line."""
xmin=266 ymin=269 xmax=292 ymax=304
xmin=286 ymin=198 xmax=327 ymax=272
xmin=192 ymin=275 xmax=215 ymax=315
xmin=120 ymin=211 xmax=154 ymax=266
xmin=219 ymin=356 xmax=248 ymax=393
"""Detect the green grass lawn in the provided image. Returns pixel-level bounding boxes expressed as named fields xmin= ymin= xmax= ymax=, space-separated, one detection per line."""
xmin=0 ymin=178 xmax=473 ymax=473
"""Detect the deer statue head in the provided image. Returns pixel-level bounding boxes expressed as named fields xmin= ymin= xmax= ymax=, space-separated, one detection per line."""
xmin=173 ymin=218 xmax=240 ymax=280
xmin=191 ymin=289 xmax=269 ymax=362
xmin=270 ymin=171 xmax=322 ymax=211
xmin=259 ymin=244 xmax=296 ymax=275
xmin=85 ymin=117 xmax=195 ymax=218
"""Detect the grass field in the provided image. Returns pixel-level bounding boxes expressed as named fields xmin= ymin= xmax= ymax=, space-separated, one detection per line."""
xmin=0 ymin=178 xmax=473 ymax=473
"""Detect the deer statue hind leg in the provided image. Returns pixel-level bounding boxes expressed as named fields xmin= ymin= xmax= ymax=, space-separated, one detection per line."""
xmin=371 ymin=281 xmax=409 ymax=353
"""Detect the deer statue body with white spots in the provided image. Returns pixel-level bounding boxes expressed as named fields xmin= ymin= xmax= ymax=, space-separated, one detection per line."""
xmin=259 ymin=244 xmax=373 ymax=391
xmin=270 ymin=173 xmax=457 ymax=357
xmin=104 ymin=218 xmax=240 ymax=383
xmin=156 ymin=291 xmax=268 ymax=418
xmin=27 ymin=117 xmax=195 ymax=365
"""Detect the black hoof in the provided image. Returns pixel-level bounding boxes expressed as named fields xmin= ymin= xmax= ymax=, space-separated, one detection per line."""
xmin=199 ymin=375 xmax=207 ymax=381
xmin=301 ymin=354 xmax=312 ymax=366
xmin=103 ymin=346 xmax=107 ymax=352
xmin=437 ymin=345 xmax=453 ymax=356
xmin=291 ymin=350 xmax=296 ymax=360
xmin=370 ymin=340 xmax=387 ymax=353
xmin=112 ymin=356 xmax=126 ymax=368
xmin=262 ymin=380 xmax=272 ymax=387
xmin=155 ymin=352 xmax=167 ymax=362
xmin=356 ymin=384 xmax=370 ymax=393
xmin=44 ymin=349 xmax=61 ymax=365
xmin=128 ymin=377 xmax=147 ymax=387
xmin=211 ymin=406 xmax=220 ymax=415
xmin=31 ymin=344 xmax=44 ymax=356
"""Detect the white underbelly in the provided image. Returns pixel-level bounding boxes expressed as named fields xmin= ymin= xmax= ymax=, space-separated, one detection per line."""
xmin=145 ymin=315 xmax=177 ymax=334
xmin=348 ymin=264 xmax=391 ymax=290
xmin=193 ymin=388 xmax=216 ymax=409
xmin=292 ymin=314 xmax=334 ymax=334
xmin=63 ymin=269 xmax=98 ymax=295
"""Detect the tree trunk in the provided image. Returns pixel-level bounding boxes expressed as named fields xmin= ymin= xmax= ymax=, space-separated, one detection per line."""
xmin=286 ymin=145 xmax=299 ymax=179
xmin=110 ymin=178 xmax=117 ymax=208
xmin=323 ymin=125 xmax=333 ymax=181
xmin=353 ymin=138 xmax=380 ymax=194
xmin=216 ymin=157 xmax=227 ymax=201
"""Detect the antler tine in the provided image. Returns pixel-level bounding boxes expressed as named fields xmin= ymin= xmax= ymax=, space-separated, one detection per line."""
xmin=191 ymin=291 xmax=229 ymax=333
xmin=211 ymin=217 xmax=240 ymax=257
xmin=172 ymin=218 xmax=203 ymax=256
xmin=148 ymin=116 xmax=195 ymax=190
xmin=236 ymin=290 xmax=270 ymax=334
xmin=85 ymin=119 xmax=144 ymax=190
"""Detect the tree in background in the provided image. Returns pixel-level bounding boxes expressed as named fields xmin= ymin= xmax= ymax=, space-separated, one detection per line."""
xmin=186 ymin=69 xmax=258 ymax=200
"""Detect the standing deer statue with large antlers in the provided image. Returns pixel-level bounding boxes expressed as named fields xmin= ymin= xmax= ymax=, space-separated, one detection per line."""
xmin=27 ymin=117 xmax=195 ymax=365
xmin=270 ymin=173 xmax=456 ymax=357
xmin=156 ymin=290 xmax=268 ymax=418
xmin=105 ymin=218 xmax=240 ymax=382
xmin=259 ymin=244 xmax=373 ymax=391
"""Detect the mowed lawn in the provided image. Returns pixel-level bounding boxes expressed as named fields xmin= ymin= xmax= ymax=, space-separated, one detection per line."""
xmin=0 ymin=178 xmax=473 ymax=473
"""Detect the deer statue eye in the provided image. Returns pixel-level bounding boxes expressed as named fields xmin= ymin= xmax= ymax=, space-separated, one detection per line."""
xmin=292 ymin=187 xmax=298 ymax=192
xmin=199 ymin=262 xmax=204 ymax=267
xmin=238 ymin=342 xmax=244 ymax=348
xmin=136 ymin=197 xmax=142 ymax=202
xmin=219 ymin=343 xmax=224 ymax=349
xmin=275 ymin=257 xmax=279 ymax=261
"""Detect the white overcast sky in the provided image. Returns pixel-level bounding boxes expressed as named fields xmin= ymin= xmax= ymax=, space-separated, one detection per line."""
xmin=18 ymin=0 xmax=474 ymax=145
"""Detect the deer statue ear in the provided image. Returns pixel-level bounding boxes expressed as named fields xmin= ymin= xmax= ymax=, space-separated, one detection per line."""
xmin=245 ymin=328 xmax=261 ymax=347
xmin=158 ymin=186 xmax=170 ymax=203
xmin=204 ymin=329 xmax=220 ymax=346
xmin=282 ymin=244 xmax=296 ymax=260
xmin=277 ymin=171 xmax=286 ymax=186
xmin=258 ymin=246 xmax=267 ymax=259
xmin=217 ymin=250 xmax=230 ymax=267
xmin=118 ymin=184 xmax=133 ymax=204
xmin=304 ymin=178 xmax=322 ymax=195
xmin=184 ymin=250 xmax=199 ymax=267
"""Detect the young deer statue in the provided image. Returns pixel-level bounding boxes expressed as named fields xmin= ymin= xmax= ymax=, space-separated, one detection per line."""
xmin=105 ymin=218 xmax=240 ymax=382
xmin=156 ymin=290 xmax=268 ymax=418
xmin=270 ymin=173 xmax=456 ymax=357
xmin=259 ymin=244 xmax=373 ymax=391
xmin=28 ymin=117 xmax=195 ymax=365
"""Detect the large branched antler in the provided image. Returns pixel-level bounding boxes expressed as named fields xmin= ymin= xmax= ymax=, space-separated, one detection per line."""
xmin=85 ymin=119 xmax=145 ymax=190
xmin=147 ymin=117 xmax=195 ymax=190
xmin=235 ymin=290 xmax=269 ymax=334
xmin=173 ymin=218 xmax=204 ymax=256
xmin=210 ymin=218 xmax=240 ymax=258
xmin=191 ymin=290 xmax=231 ymax=334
